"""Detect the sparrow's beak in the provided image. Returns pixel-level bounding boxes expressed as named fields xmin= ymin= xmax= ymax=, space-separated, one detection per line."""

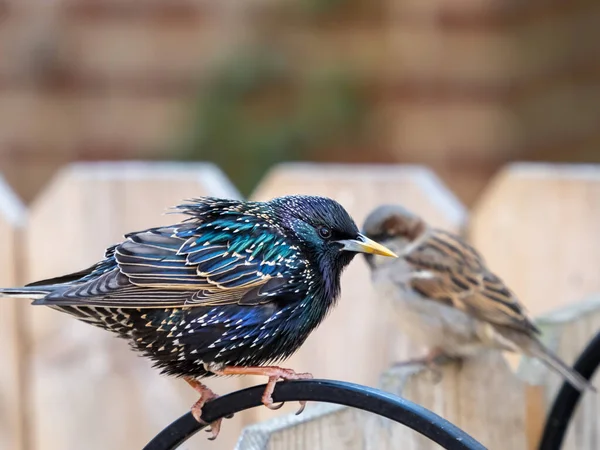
xmin=336 ymin=233 xmax=398 ymax=258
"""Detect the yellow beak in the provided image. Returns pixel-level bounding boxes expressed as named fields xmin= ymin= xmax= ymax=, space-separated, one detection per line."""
xmin=336 ymin=233 xmax=398 ymax=258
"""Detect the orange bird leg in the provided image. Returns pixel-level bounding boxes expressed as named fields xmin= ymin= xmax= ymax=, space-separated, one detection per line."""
xmin=213 ymin=366 xmax=313 ymax=414
xmin=184 ymin=377 xmax=223 ymax=440
xmin=390 ymin=348 xmax=459 ymax=383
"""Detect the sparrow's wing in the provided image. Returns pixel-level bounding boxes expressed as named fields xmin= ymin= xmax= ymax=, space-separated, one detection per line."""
xmin=28 ymin=218 xmax=303 ymax=309
xmin=406 ymin=230 xmax=540 ymax=335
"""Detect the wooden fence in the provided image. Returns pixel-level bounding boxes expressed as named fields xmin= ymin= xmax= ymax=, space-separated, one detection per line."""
xmin=0 ymin=161 xmax=599 ymax=450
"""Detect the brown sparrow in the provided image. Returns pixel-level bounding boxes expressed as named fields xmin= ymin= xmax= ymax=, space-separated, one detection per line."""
xmin=362 ymin=204 xmax=594 ymax=391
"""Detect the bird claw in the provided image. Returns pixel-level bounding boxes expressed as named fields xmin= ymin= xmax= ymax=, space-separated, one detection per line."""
xmin=205 ymin=419 xmax=223 ymax=441
xmin=265 ymin=401 xmax=286 ymax=410
xmin=261 ymin=369 xmax=313 ymax=414
xmin=295 ymin=401 xmax=307 ymax=415
xmin=185 ymin=377 xmax=224 ymax=440
xmin=211 ymin=365 xmax=313 ymax=417
xmin=194 ymin=411 xmax=223 ymax=441
xmin=191 ymin=408 xmax=204 ymax=423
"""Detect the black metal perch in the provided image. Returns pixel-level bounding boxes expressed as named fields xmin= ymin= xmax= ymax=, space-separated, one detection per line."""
xmin=145 ymin=330 xmax=600 ymax=450
xmin=539 ymin=330 xmax=600 ymax=450
xmin=143 ymin=379 xmax=487 ymax=450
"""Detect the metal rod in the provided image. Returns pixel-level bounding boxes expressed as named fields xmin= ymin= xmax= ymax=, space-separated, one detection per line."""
xmin=539 ymin=331 xmax=600 ymax=450
xmin=144 ymin=379 xmax=486 ymax=450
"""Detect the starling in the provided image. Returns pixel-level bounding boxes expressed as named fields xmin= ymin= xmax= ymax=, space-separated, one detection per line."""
xmin=362 ymin=204 xmax=594 ymax=392
xmin=1 ymin=195 xmax=396 ymax=438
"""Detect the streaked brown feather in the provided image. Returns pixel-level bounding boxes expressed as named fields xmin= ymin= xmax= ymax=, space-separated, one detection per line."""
xmin=406 ymin=229 xmax=540 ymax=335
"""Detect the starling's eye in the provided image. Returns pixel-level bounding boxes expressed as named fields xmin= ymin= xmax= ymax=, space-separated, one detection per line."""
xmin=318 ymin=226 xmax=332 ymax=239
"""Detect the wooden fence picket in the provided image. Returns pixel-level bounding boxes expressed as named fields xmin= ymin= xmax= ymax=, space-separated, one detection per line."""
xmin=468 ymin=162 xmax=600 ymax=448
xmin=469 ymin=163 xmax=600 ymax=316
xmin=23 ymin=162 xmax=243 ymax=450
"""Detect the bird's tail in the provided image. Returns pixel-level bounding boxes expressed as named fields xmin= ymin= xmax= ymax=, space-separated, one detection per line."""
xmin=0 ymin=287 xmax=49 ymax=300
xmin=529 ymin=339 xmax=595 ymax=392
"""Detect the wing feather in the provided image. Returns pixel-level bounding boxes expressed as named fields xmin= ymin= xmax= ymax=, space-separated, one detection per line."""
xmin=35 ymin=210 xmax=303 ymax=309
xmin=407 ymin=230 xmax=540 ymax=334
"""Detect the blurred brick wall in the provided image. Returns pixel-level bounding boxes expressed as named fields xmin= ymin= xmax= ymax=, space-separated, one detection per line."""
xmin=0 ymin=0 xmax=599 ymax=205
xmin=0 ymin=0 xmax=244 ymax=202
xmin=382 ymin=0 xmax=600 ymax=204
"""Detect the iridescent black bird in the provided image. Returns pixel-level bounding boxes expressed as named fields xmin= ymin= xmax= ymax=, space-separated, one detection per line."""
xmin=0 ymin=195 xmax=396 ymax=438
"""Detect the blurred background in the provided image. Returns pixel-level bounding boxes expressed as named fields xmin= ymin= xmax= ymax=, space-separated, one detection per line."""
xmin=2 ymin=1 xmax=600 ymax=450
xmin=2 ymin=0 xmax=599 ymax=206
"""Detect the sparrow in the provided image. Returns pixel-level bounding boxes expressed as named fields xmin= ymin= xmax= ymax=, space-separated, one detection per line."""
xmin=362 ymin=204 xmax=594 ymax=392
xmin=0 ymin=195 xmax=397 ymax=439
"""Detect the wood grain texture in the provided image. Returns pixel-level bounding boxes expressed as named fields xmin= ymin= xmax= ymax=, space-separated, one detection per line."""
xmin=245 ymin=163 xmax=467 ymax=423
xmin=536 ymin=296 xmax=600 ymax=450
xmin=24 ymin=162 xmax=244 ymax=450
xmin=236 ymin=405 xmax=363 ymax=450
xmin=469 ymin=163 xmax=600 ymax=317
xmin=0 ymin=177 xmax=26 ymax=450
xmin=365 ymin=352 xmax=534 ymax=450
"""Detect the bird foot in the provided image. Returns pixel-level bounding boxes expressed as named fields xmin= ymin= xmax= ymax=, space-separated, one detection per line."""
xmin=184 ymin=377 xmax=226 ymax=440
xmin=212 ymin=365 xmax=313 ymax=414
xmin=390 ymin=349 xmax=454 ymax=384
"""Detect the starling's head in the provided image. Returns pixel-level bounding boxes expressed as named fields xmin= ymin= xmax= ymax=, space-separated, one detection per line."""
xmin=362 ymin=204 xmax=427 ymax=268
xmin=270 ymin=195 xmax=396 ymax=280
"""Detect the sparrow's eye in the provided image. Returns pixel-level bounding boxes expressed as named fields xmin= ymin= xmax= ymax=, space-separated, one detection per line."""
xmin=318 ymin=226 xmax=332 ymax=239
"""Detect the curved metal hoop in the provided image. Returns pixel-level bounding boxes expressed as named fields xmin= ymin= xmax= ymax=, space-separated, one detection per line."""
xmin=143 ymin=379 xmax=486 ymax=450
xmin=539 ymin=331 xmax=600 ymax=450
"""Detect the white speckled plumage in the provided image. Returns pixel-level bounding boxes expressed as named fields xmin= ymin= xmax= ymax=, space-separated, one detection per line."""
xmin=0 ymin=195 xmax=399 ymax=439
